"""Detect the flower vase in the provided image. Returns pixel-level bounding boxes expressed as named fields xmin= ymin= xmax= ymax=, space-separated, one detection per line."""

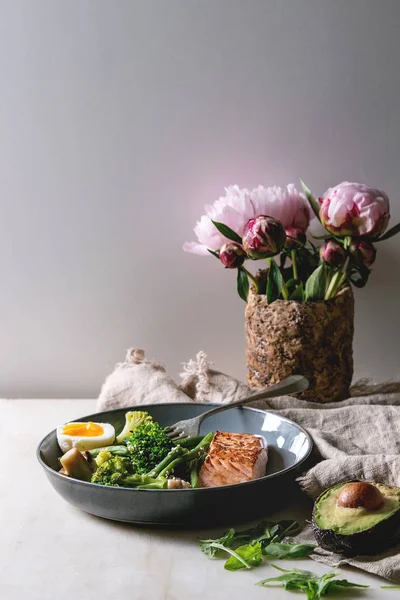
xmin=245 ymin=286 xmax=354 ymax=403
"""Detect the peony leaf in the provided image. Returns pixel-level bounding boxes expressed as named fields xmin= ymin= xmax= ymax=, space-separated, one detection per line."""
xmin=211 ymin=220 xmax=242 ymax=244
xmin=375 ymin=222 xmax=400 ymax=242
xmin=300 ymin=179 xmax=321 ymax=221
xmin=349 ymin=265 xmax=371 ymax=288
xmin=266 ymin=259 xmax=283 ymax=303
xmin=290 ymin=282 xmax=304 ymax=301
xmin=237 ymin=268 xmax=249 ymax=302
xmin=305 ymin=264 xmax=328 ymax=301
xmin=207 ymin=248 xmax=220 ymax=259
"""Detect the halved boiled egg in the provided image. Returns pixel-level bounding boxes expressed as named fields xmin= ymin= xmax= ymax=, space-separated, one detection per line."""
xmin=56 ymin=421 xmax=115 ymax=453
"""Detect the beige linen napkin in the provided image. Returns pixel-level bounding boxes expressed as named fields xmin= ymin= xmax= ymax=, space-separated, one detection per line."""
xmin=260 ymin=394 xmax=400 ymax=583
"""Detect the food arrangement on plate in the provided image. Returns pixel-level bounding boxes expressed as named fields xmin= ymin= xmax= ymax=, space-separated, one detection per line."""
xmin=56 ymin=410 xmax=269 ymax=490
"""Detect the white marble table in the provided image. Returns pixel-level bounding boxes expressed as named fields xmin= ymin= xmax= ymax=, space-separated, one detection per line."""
xmin=1 ymin=399 xmax=398 ymax=600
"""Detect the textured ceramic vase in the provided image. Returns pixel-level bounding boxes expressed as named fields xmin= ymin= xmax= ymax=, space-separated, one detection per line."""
xmin=245 ymin=286 xmax=354 ymax=403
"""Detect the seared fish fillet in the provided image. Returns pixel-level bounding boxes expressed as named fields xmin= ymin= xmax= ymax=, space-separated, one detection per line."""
xmin=199 ymin=431 xmax=268 ymax=488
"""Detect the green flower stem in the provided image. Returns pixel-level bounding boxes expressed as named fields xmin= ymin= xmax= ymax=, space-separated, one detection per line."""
xmin=324 ymin=270 xmax=341 ymax=300
xmin=281 ymin=278 xmax=289 ymax=300
xmin=325 ymin=258 xmax=350 ymax=300
xmin=241 ymin=266 xmax=259 ymax=292
xmin=291 ymin=250 xmax=298 ymax=281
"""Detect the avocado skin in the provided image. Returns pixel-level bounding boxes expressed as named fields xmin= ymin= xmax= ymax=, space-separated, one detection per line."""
xmin=312 ymin=481 xmax=400 ymax=556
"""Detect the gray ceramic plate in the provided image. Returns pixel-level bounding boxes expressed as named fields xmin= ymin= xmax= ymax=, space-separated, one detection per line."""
xmin=37 ymin=403 xmax=313 ymax=526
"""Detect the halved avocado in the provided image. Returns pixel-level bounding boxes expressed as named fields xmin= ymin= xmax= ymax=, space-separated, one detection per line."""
xmin=312 ymin=481 xmax=400 ymax=556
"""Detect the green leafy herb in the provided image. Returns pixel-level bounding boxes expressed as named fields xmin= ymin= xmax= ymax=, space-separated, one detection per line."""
xmin=257 ymin=565 xmax=369 ymax=599
xmin=266 ymin=258 xmax=283 ymax=303
xmin=211 ymin=220 xmax=242 ymax=244
xmin=237 ymin=268 xmax=249 ymax=302
xmin=300 ymin=179 xmax=321 ymax=221
xmin=305 ymin=263 xmax=328 ymax=301
xmin=199 ymin=529 xmax=236 ymax=558
xmin=224 ymin=542 xmax=263 ymax=571
xmin=199 ymin=520 xmax=304 ymax=571
xmin=263 ymin=542 xmax=316 ymax=559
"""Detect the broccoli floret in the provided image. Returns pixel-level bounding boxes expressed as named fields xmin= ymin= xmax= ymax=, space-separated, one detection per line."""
xmin=116 ymin=410 xmax=154 ymax=443
xmin=95 ymin=450 xmax=113 ymax=466
xmin=126 ymin=422 xmax=174 ymax=474
xmin=91 ymin=454 xmax=136 ymax=486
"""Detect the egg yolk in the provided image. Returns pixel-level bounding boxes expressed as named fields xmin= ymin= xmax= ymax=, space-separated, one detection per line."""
xmin=63 ymin=422 xmax=104 ymax=437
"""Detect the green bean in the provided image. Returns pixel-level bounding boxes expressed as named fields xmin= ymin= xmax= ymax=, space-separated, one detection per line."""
xmin=89 ymin=445 xmax=128 ymax=458
xmin=176 ymin=436 xmax=204 ymax=449
xmin=147 ymin=445 xmax=187 ymax=478
xmin=158 ymin=432 xmax=214 ymax=478
xmin=190 ymin=460 xmax=199 ymax=488
xmin=122 ymin=474 xmax=169 ymax=488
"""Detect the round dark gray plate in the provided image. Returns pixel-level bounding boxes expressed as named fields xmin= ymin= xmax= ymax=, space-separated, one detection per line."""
xmin=37 ymin=403 xmax=313 ymax=526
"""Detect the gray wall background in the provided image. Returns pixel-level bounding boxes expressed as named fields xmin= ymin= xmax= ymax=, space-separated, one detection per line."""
xmin=0 ymin=0 xmax=399 ymax=398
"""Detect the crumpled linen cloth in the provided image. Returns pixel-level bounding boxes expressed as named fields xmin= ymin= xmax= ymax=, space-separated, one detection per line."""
xmin=263 ymin=394 xmax=400 ymax=583
xmin=97 ymin=349 xmax=400 ymax=581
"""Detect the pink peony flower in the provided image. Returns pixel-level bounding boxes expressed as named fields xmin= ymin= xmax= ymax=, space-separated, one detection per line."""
xmin=184 ymin=184 xmax=312 ymax=255
xmin=349 ymin=240 xmax=376 ymax=268
xmin=320 ymin=182 xmax=390 ymax=238
xmin=251 ymin=184 xmax=312 ymax=231
xmin=219 ymin=242 xmax=246 ymax=268
xmin=285 ymin=226 xmax=307 ymax=249
xmin=320 ymin=240 xmax=346 ymax=267
xmin=183 ymin=186 xmax=255 ymax=256
xmin=242 ymin=216 xmax=286 ymax=259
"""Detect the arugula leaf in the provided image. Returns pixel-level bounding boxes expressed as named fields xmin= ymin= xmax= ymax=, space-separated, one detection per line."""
xmin=257 ymin=565 xmax=368 ymax=599
xmin=211 ymin=220 xmax=242 ymax=244
xmin=327 ymin=579 xmax=369 ymax=592
xmin=199 ymin=519 xmax=306 ymax=571
xmin=199 ymin=528 xmax=236 ymax=558
xmin=224 ymin=542 xmax=263 ymax=571
xmin=229 ymin=520 xmax=301 ymax=548
xmin=263 ymin=542 xmax=316 ymax=559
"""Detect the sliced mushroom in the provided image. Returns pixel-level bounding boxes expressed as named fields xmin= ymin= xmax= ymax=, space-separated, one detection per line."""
xmin=59 ymin=448 xmax=96 ymax=482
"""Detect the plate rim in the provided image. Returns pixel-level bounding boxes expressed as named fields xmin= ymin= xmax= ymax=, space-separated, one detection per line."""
xmin=37 ymin=402 xmax=314 ymax=493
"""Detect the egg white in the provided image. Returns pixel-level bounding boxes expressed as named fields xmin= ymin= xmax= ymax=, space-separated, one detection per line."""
xmin=56 ymin=422 xmax=115 ymax=453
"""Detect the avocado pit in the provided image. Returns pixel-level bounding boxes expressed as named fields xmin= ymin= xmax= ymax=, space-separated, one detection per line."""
xmin=337 ymin=482 xmax=384 ymax=511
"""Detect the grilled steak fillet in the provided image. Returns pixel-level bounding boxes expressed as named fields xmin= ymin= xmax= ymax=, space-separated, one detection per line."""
xmin=199 ymin=431 xmax=268 ymax=488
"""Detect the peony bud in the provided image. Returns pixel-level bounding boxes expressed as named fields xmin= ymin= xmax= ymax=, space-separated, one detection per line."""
xmin=320 ymin=181 xmax=390 ymax=238
xmin=242 ymin=215 xmax=286 ymax=259
xmin=320 ymin=240 xmax=346 ymax=267
xmin=219 ymin=242 xmax=246 ymax=268
xmin=285 ymin=226 xmax=307 ymax=249
xmin=349 ymin=240 xmax=376 ymax=268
